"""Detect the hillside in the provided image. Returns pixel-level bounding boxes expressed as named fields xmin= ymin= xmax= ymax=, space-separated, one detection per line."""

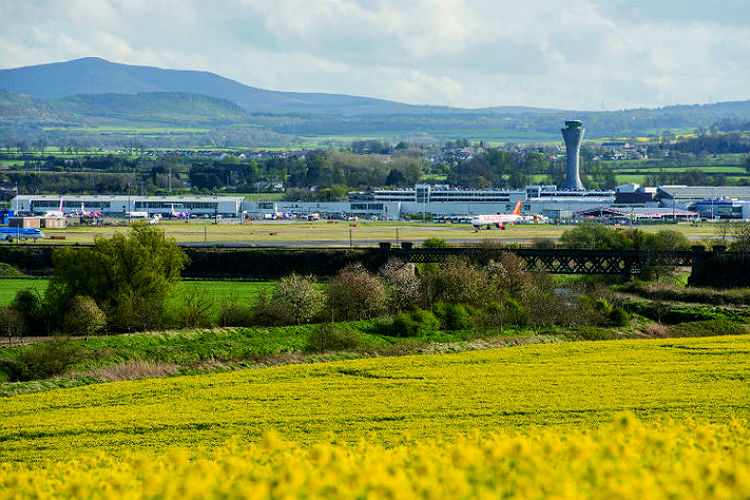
xmin=54 ymin=92 xmax=251 ymax=124
xmin=0 ymin=58 xmax=748 ymax=146
xmin=0 ymin=89 xmax=69 ymax=122
xmin=0 ymin=57 xmax=457 ymax=116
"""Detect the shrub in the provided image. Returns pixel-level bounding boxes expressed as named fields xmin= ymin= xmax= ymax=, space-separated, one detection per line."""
xmin=609 ymin=307 xmax=630 ymax=327
xmin=0 ymin=306 xmax=25 ymax=344
xmin=421 ymin=256 xmax=496 ymax=307
xmin=488 ymin=252 xmax=533 ymax=299
xmin=11 ymin=289 xmax=46 ymax=335
xmin=217 ymin=295 xmax=255 ymax=327
xmin=0 ymin=263 xmax=26 ymax=278
xmin=328 ymin=264 xmax=387 ymax=321
xmin=273 ymin=274 xmax=325 ymax=325
xmin=478 ymin=299 xmax=527 ymax=331
xmin=432 ymin=302 xmax=475 ymax=331
xmin=6 ymin=337 xmax=83 ymax=381
xmin=388 ymin=308 xmax=440 ymax=337
xmin=306 ymin=324 xmax=363 ymax=353
xmin=379 ymin=258 xmax=421 ymax=311
xmin=62 ymin=295 xmax=106 ymax=336
xmin=671 ymin=319 xmax=749 ymax=337
xmin=49 ymin=224 xmax=187 ymax=332
xmin=108 ymin=297 xmax=164 ymax=333
xmin=560 ymin=222 xmax=634 ymax=250
xmin=250 ymin=291 xmax=293 ymax=326
xmin=176 ymin=287 xmax=215 ymax=329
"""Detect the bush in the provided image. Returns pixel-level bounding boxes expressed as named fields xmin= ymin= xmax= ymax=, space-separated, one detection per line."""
xmin=306 ymin=324 xmax=363 ymax=353
xmin=478 ymin=299 xmax=527 ymax=331
xmin=49 ymin=224 xmax=188 ymax=332
xmin=217 ymin=295 xmax=255 ymax=327
xmin=421 ymin=256 xmax=496 ymax=307
xmin=0 ymin=306 xmax=25 ymax=344
xmin=249 ymin=291 xmax=293 ymax=326
xmin=272 ymin=274 xmax=325 ymax=325
xmin=5 ymin=337 xmax=83 ymax=381
xmin=62 ymin=295 xmax=106 ymax=336
xmin=175 ymin=287 xmax=215 ymax=329
xmin=671 ymin=319 xmax=749 ymax=337
xmin=0 ymin=263 xmax=26 ymax=278
xmin=388 ymin=308 xmax=440 ymax=337
xmin=609 ymin=307 xmax=630 ymax=327
xmin=11 ymin=289 xmax=46 ymax=335
xmin=432 ymin=302 xmax=475 ymax=331
xmin=379 ymin=258 xmax=421 ymax=311
xmin=328 ymin=264 xmax=387 ymax=321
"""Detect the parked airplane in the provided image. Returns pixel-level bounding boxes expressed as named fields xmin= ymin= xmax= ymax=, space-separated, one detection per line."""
xmin=170 ymin=204 xmax=190 ymax=219
xmin=77 ymin=203 xmax=101 ymax=218
xmin=0 ymin=227 xmax=45 ymax=242
xmin=44 ymin=198 xmax=65 ymax=218
xmin=470 ymin=200 xmax=523 ymax=230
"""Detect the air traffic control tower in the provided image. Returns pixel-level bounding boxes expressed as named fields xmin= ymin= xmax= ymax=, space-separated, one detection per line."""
xmin=561 ymin=120 xmax=585 ymax=190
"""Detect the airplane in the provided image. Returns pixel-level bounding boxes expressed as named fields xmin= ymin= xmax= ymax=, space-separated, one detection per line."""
xmin=78 ymin=203 xmax=102 ymax=218
xmin=263 ymin=210 xmax=292 ymax=220
xmin=470 ymin=200 xmax=523 ymax=230
xmin=0 ymin=227 xmax=45 ymax=242
xmin=148 ymin=214 xmax=162 ymax=225
xmin=44 ymin=198 xmax=65 ymax=218
xmin=170 ymin=204 xmax=190 ymax=219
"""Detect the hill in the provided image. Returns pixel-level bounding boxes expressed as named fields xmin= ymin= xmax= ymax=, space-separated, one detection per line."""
xmin=0 ymin=57 xmax=459 ymax=116
xmin=0 ymin=58 xmax=748 ymax=146
xmin=54 ymin=92 xmax=251 ymax=125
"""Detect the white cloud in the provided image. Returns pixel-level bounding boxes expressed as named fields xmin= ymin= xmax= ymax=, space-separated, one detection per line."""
xmin=0 ymin=0 xmax=747 ymax=109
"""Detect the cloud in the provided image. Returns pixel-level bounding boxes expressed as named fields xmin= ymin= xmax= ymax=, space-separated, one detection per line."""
xmin=0 ymin=0 xmax=747 ymax=109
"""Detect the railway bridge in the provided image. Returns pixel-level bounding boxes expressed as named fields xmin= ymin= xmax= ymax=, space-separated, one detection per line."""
xmin=385 ymin=244 xmax=725 ymax=275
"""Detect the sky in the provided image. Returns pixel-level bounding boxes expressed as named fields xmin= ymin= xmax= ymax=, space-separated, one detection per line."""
xmin=1 ymin=0 xmax=748 ymax=110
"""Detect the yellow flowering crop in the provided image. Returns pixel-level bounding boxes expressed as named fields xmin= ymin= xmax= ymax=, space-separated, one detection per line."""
xmin=1 ymin=335 xmax=748 ymax=465
xmin=1 ymin=415 xmax=748 ymax=500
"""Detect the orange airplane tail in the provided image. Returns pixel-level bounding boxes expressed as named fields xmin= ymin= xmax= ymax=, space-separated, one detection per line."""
xmin=512 ymin=200 xmax=522 ymax=216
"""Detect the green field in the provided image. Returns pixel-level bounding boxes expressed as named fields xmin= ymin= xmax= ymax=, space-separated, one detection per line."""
xmin=0 ymin=334 xmax=747 ymax=463
xmin=0 ymin=279 xmax=274 ymax=307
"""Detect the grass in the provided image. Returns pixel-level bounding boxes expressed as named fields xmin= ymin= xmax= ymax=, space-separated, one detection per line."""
xmin=2 ymin=220 xmax=723 ymax=246
xmin=0 ymin=279 xmax=275 ymax=307
xmin=0 ymin=334 xmax=747 ymax=463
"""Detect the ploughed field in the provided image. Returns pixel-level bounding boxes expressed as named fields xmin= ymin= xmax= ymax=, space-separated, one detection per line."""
xmin=0 ymin=335 xmax=748 ymax=499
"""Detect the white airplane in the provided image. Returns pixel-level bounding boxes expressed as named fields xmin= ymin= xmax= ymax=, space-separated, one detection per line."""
xmin=44 ymin=198 xmax=65 ymax=218
xmin=0 ymin=227 xmax=45 ymax=242
xmin=470 ymin=200 xmax=523 ymax=230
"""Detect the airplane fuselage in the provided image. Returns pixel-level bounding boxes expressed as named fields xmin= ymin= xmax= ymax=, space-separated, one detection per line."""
xmin=0 ymin=227 xmax=45 ymax=242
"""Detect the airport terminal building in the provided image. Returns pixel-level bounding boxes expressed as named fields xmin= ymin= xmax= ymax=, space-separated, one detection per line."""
xmin=10 ymin=184 xmax=749 ymax=222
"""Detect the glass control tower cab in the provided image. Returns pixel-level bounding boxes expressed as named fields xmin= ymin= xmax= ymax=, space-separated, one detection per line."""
xmin=561 ymin=120 xmax=585 ymax=191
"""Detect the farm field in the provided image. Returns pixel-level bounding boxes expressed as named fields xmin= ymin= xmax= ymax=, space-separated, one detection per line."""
xmin=1 ymin=417 xmax=746 ymax=500
xmin=0 ymin=279 xmax=274 ymax=307
xmin=1 ymin=335 xmax=747 ymax=464
xmin=3 ymin=220 xmax=722 ymax=246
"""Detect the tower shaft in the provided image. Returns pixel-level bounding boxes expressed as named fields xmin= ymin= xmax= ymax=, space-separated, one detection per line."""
xmin=561 ymin=121 xmax=585 ymax=191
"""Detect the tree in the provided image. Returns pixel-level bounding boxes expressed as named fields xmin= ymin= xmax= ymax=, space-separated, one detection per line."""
xmin=560 ymin=222 xmax=633 ymax=250
xmin=272 ymin=274 xmax=325 ymax=325
xmin=327 ymin=264 xmax=387 ymax=321
xmin=48 ymin=224 xmax=187 ymax=331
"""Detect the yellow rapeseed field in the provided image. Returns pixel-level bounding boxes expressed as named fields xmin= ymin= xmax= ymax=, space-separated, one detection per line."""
xmin=0 ymin=335 xmax=748 ymax=499
xmin=0 ymin=416 xmax=748 ymax=500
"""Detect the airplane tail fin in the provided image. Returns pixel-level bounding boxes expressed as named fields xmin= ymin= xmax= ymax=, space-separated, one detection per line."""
xmin=512 ymin=200 xmax=522 ymax=216
xmin=59 ymin=197 xmax=64 ymax=212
